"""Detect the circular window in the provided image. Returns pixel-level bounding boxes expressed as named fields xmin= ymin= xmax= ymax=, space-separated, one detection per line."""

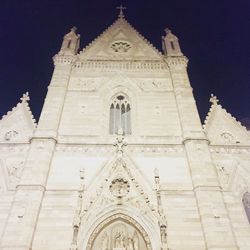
xmin=111 ymin=41 xmax=132 ymax=53
xmin=4 ymin=130 xmax=19 ymax=141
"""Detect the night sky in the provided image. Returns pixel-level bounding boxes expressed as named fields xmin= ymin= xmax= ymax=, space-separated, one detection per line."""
xmin=1 ymin=0 xmax=250 ymax=125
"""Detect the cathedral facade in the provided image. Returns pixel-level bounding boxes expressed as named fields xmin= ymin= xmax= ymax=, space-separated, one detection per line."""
xmin=0 ymin=10 xmax=250 ymax=250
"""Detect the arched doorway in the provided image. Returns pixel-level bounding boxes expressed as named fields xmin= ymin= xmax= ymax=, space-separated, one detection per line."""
xmin=86 ymin=213 xmax=152 ymax=250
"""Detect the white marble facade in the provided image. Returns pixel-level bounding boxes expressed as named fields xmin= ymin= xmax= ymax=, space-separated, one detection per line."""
xmin=0 ymin=10 xmax=250 ymax=250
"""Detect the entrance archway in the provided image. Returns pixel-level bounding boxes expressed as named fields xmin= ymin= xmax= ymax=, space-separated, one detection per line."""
xmin=86 ymin=213 xmax=152 ymax=250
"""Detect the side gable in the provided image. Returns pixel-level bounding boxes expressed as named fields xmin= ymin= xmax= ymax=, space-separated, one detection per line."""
xmin=203 ymin=95 xmax=250 ymax=145
xmin=78 ymin=17 xmax=163 ymax=61
xmin=0 ymin=93 xmax=36 ymax=143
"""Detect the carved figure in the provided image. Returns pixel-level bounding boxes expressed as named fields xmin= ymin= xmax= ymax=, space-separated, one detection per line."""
xmin=114 ymin=232 xmax=125 ymax=248
xmin=133 ymin=231 xmax=139 ymax=250
xmin=127 ymin=237 xmax=134 ymax=250
xmin=102 ymin=232 xmax=109 ymax=250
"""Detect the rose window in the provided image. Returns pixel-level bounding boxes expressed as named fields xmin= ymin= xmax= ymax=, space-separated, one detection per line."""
xmin=111 ymin=41 xmax=132 ymax=53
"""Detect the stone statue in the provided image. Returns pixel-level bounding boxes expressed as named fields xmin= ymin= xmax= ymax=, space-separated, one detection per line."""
xmin=102 ymin=232 xmax=109 ymax=250
xmin=127 ymin=237 xmax=134 ymax=250
xmin=133 ymin=231 xmax=139 ymax=250
xmin=114 ymin=232 xmax=125 ymax=248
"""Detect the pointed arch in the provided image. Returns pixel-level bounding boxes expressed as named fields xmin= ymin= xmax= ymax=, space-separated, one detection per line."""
xmin=86 ymin=213 xmax=152 ymax=250
xmin=243 ymin=192 xmax=250 ymax=223
xmin=109 ymin=94 xmax=131 ymax=135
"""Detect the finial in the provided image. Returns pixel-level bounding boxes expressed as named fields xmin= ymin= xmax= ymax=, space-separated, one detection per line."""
xmin=20 ymin=92 xmax=30 ymax=103
xmin=210 ymin=94 xmax=219 ymax=105
xmin=71 ymin=26 xmax=77 ymax=33
xmin=165 ymin=28 xmax=172 ymax=35
xmin=116 ymin=4 xmax=127 ymax=18
xmin=114 ymin=128 xmax=127 ymax=159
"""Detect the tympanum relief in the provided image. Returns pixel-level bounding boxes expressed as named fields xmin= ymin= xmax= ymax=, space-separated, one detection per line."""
xmin=91 ymin=220 xmax=147 ymax=250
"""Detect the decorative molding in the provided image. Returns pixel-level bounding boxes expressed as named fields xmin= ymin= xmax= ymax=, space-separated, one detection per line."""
xmin=86 ymin=213 xmax=152 ymax=250
xmin=0 ymin=144 xmax=30 ymax=153
xmin=53 ymin=55 xmax=76 ymax=65
xmin=55 ymin=144 xmax=184 ymax=154
xmin=55 ymin=145 xmax=114 ymax=154
xmin=127 ymin=145 xmax=184 ymax=154
xmin=210 ymin=145 xmax=250 ymax=154
xmin=165 ymin=56 xmax=188 ymax=67
xmin=73 ymin=60 xmax=167 ymax=72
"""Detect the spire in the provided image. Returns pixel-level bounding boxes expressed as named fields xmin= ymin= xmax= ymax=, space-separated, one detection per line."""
xmin=162 ymin=27 xmax=183 ymax=56
xmin=59 ymin=26 xmax=80 ymax=56
xmin=116 ymin=4 xmax=127 ymax=19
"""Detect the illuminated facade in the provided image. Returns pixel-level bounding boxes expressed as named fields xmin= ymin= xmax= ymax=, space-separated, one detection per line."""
xmin=1 ymin=10 xmax=250 ymax=250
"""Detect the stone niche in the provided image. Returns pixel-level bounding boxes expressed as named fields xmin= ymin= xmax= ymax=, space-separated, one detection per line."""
xmin=88 ymin=216 xmax=150 ymax=250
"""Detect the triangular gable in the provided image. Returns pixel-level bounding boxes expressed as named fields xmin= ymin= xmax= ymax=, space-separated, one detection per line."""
xmin=0 ymin=93 xmax=36 ymax=142
xmin=78 ymin=17 xmax=163 ymax=61
xmin=79 ymin=154 xmax=160 ymax=231
xmin=84 ymin=154 xmax=153 ymax=204
xmin=204 ymin=96 xmax=250 ymax=144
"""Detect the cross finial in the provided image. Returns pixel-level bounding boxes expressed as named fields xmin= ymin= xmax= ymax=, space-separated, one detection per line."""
xmin=20 ymin=92 xmax=30 ymax=103
xmin=210 ymin=94 xmax=219 ymax=105
xmin=114 ymin=128 xmax=127 ymax=159
xmin=71 ymin=26 xmax=77 ymax=33
xmin=116 ymin=4 xmax=127 ymax=18
xmin=165 ymin=28 xmax=172 ymax=35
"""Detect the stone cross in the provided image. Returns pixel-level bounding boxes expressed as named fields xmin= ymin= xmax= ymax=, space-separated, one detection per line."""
xmin=116 ymin=4 xmax=127 ymax=18
xmin=210 ymin=94 xmax=219 ymax=105
xmin=20 ymin=92 xmax=30 ymax=102
xmin=114 ymin=128 xmax=127 ymax=159
xmin=165 ymin=28 xmax=172 ymax=34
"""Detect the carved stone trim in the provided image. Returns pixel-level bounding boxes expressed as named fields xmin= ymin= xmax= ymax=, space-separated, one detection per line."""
xmin=110 ymin=178 xmax=130 ymax=198
xmin=53 ymin=55 xmax=76 ymax=65
xmin=86 ymin=213 xmax=152 ymax=250
xmin=55 ymin=145 xmax=114 ymax=154
xmin=165 ymin=56 xmax=188 ymax=67
xmin=55 ymin=144 xmax=184 ymax=154
xmin=73 ymin=60 xmax=167 ymax=72
xmin=210 ymin=146 xmax=250 ymax=154
xmin=0 ymin=144 xmax=29 ymax=153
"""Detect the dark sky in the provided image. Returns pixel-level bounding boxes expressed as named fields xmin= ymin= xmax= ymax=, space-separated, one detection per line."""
xmin=1 ymin=0 xmax=250 ymax=124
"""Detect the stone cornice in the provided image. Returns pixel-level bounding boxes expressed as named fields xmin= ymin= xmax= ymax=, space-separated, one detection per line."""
xmin=53 ymin=54 xmax=76 ymax=65
xmin=165 ymin=56 xmax=188 ymax=67
xmin=0 ymin=143 xmax=30 ymax=153
xmin=72 ymin=60 xmax=168 ymax=72
xmin=210 ymin=144 xmax=250 ymax=154
xmin=55 ymin=143 xmax=184 ymax=154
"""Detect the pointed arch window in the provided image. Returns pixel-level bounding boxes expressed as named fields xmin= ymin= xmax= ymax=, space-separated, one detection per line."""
xmin=109 ymin=95 xmax=131 ymax=135
xmin=243 ymin=192 xmax=250 ymax=223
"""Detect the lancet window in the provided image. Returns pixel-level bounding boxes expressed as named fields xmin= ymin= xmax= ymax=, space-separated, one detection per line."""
xmin=109 ymin=94 xmax=131 ymax=135
xmin=243 ymin=192 xmax=250 ymax=223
